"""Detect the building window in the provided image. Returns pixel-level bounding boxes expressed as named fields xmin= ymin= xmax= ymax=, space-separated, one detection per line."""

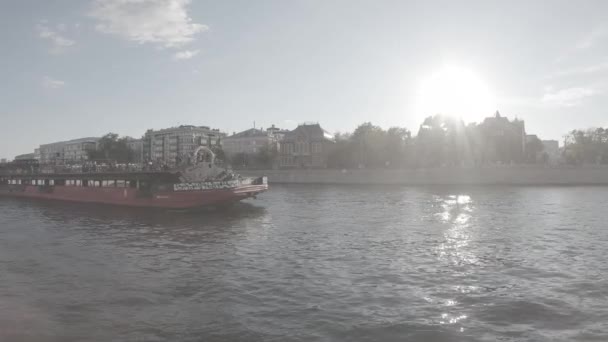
xmin=312 ymin=142 xmax=322 ymax=153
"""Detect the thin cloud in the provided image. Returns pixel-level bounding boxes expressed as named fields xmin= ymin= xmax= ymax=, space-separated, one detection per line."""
xmin=576 ymin=26 xmax=608 ymax=50
xmin=90 ymin=0 xmax=208 ymax=49
xmin=42 ymin=76 xmax=66 ymax=89
xmin=541 ymin=86 xmax=599 ymax=107
xmin=37 ymin=23 xmax=75 ymax=54
xmin=173 ymin=49 xmax=200 ymax=60
xmin=546 ymin=61 xmax=608 ymax=79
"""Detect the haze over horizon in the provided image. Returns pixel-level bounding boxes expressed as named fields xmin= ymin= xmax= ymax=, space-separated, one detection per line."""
xmin=2 ymin=0 xmax=608 ymax=159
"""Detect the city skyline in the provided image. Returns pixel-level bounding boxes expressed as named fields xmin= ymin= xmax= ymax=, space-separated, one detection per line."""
xmin=2 ymin=0 xmax=608 ymax=159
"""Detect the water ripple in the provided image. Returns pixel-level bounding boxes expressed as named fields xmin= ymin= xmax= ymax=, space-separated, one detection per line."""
xmin=1 ymin=186 xmax=608 ymax=341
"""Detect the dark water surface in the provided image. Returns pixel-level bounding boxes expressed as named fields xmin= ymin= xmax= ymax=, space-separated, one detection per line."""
xmin=1 ymin=185 xmax=608 ymax=341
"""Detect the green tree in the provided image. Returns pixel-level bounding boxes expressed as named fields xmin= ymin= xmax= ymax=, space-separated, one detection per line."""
xmin=326 ymin=124 xmax=412 ymax=169
xmin=327 ymin=133 xmax=356 ymax=169
xmin=384 ymin=127 xmax=412 ymax=168
xmin=415 ymin=115 xmax=469 ymax=167
xmin=563 ymin=128 xmax=608 ymax=164
xmin=255 ymin=144 xmax=279 ymax=169
xmin=87 ymin=133 xmax=133 ymax=163
xmin=351 ymin=122 xmax=389 ymax=168
xmin=210 ymin=142 xmax=226 ymax=165
xmin=525 ymin=135 xmax=544 ymax=163
xmin=230 ymin=152 xmax=249 ymax=169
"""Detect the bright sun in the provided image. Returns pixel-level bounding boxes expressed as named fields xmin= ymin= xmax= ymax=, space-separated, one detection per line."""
xmin=415 ymin=66 xmax=496 ymax=124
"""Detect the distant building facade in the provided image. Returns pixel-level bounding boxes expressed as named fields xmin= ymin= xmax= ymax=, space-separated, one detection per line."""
xmin=223 ymin=125 xmax=286 ymax=156
xmin=478 ymin=111 xmax=526 ymax=163
xmin=142 ymin=125 xmax=226 ymax=166
xmin=63 ymin=138 xmax=99 ymax=162
xmin=0 ymin=158 xmax=6 ymax=164
xmin=39 ymin=141 xmax=65 ymax=163
xmin=39 ymin=137 xmax=99 ymax=164
xmin=266 ymin=124 xmax=288 ymax=142
xmin=279 ymin=123 xmax=335 ymax=168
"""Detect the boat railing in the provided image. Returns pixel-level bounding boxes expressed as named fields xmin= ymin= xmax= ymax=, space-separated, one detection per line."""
xmin=0 ymin=163 xmax=175 ymax=176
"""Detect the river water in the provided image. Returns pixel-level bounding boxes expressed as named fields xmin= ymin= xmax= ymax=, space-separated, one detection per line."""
xmin=1 ymin=185 xmax=607 ymax=341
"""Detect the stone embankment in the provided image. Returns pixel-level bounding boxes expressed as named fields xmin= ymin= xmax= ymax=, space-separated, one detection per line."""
xmin=240 ymin=166 xmax=608 ymax=185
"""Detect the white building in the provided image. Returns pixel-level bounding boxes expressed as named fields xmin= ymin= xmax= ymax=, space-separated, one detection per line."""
xmin=39 ymin=137 xmax=99 ymax=163
xmin=279 ymin=123 xmax=335 ymax=168
xmin=142 ymin=125 xmax=226 ymax=166
xmin=63 ymin=138 xmax=99 ymax=162
xmin=223 ymin=125 xmax=286 ymax=156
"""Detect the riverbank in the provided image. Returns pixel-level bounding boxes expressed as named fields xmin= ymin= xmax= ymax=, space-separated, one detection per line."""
xmin=240 ymin=166 xmax=608 ymax=185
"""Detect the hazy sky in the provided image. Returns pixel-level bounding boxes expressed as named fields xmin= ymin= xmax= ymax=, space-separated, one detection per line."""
xmin=1 ymin=0 xmax=608 ymax=159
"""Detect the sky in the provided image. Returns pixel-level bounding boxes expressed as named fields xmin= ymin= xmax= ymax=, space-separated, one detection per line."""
xmin=1 ymin=0 xmax=608 ymax=159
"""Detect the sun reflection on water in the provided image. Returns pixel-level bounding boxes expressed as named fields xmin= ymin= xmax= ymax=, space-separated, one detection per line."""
xmin=434 ymin=194 xmax=477 ymax=266
xmin=432 ymin=194 xmax=478 ymax=330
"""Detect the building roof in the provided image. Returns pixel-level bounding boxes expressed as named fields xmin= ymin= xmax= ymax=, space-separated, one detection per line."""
xmin=145 ymin=125 xmax=224 ymax=135
xmin=282 ymin=124 xmax=334 ymax=142
xmin=225 ymin=128 xmax=269 ymax=139
xmin=40 ymin=137 xmax=99 ymax=148
xmin=14 ymin=153 xmax=35 ymax=160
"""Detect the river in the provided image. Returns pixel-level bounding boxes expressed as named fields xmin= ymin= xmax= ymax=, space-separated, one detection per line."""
xmin=1 ymin=185 xmax=607 ymax=341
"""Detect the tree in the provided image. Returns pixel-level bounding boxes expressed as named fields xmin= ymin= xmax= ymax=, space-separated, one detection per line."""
xmin=525 ymin=135 xmax=544 ymax=163
xmin=327 ymin=133 xmax=356 ymax=169
xmin=326 ymin=124 xmax=412 ymax=169
xmin=255 ymin=144 xmax=279 ymax=169
xmin=87 ymin=133 xmax=133 ymax=163
xmin=230 ymin=152 xmax=249 ymax=168
xmin=210 ymin=142 xmax=226 ymax=165
xmin=415 ymin=115 xmax=470 ymax=167
xmin=563 ymin=128 xmax=608 ymax=164
xmin=384 ymin=127 xmax=412 ymax=168
xmin=351 ymin=122 xmax=388 ymax=168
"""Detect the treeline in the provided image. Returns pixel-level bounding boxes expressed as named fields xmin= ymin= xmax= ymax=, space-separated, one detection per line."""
xmin=88 ymin=118 xmax=608 ymax=168
xmin=328 ymin=114 xmax=544 ymax=168
xmin=230 ymin=145 xmax=278 ymax=169
xmin=87 ymin=133 xmax=134 ymax=162
xmin=328 ymin=123 xmax=412 ymax=168
xmin=563 ymin=128 xmax=608 ymax=165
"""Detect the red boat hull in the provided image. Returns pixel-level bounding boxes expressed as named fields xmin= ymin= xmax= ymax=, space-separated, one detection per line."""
xmin=0 ymin=184 xmax=268 ymax=209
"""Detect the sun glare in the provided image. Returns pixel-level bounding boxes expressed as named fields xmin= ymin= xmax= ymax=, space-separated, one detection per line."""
xmin=416 ymin=66 xmax=496 ymax=124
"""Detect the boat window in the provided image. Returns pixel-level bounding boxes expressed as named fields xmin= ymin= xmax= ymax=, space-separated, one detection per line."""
xmin=102 ymin=180 xmax=116 ymax=187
